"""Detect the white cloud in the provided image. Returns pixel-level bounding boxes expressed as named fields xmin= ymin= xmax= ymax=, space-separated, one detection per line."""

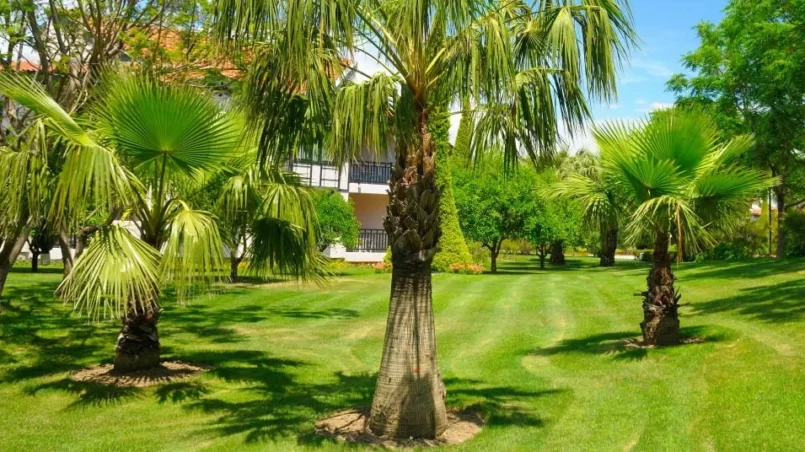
xmin=636 ymin=98 xmax=647 ymax=105
xmin=637 ymin=102 xmax=674 ymax=113
xmin=631 ymin=59 xmax=674 ymax=78
xmin=620 ymin=73 xmax=649 ymax=85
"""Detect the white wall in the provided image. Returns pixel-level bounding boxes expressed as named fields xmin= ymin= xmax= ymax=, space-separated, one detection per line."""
xmin=350 ymin=193 xmax=388 ymax=229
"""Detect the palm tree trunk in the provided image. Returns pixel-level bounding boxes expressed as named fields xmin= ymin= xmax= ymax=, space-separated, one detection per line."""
xmin=600 ymin=226 xmax=617 ymax=267
xmin=549 ymin=240 xmax=565 ymax=266
xmin=369 ymin=108 xmax=446 ymax=439
xmin=640 ymin=231 xmax=680 ymax=346
xmin=114 ymin=304 xmax=161 ymax=372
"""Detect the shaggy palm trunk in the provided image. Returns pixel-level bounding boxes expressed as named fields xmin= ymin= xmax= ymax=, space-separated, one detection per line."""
xmin=369 ymin=109 xmax=447 ymax=439
xmin=549 ymin=240 xmax=565 ymax=266
xmin=640 ymin=231 xmax=681 ymax=346
xmin=114 ymin=305 xmax=161 ymax=372
xmin=600 ymin=226 xmax=617 ymax=267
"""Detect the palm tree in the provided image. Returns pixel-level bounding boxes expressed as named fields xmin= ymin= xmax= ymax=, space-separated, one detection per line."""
xmin=597 ymin=109 xmax=776 ymax=346
xmin=0 ymin=73 xmax=321 ymax=371
xmin=213 ymin=0 xmax=635 ymax=438
xmin=551 ymin=152 xmax=621 ymax=266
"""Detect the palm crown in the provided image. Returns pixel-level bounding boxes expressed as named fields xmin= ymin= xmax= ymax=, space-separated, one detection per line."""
xmin=598 ymin=109 xmax=775 ymax=251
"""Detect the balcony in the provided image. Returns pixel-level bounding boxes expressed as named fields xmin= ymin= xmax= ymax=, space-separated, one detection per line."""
xmin=348 ymin=229 xmax=389 ymax=252
xmin=349 ymin=161 xmax=393 ymax=185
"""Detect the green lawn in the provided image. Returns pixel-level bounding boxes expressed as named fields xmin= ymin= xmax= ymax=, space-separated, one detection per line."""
xmin=2 ymin=257 xmax=805 ymax=451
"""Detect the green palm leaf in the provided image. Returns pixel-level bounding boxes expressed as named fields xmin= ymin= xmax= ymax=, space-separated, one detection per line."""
xmin=57 ymin=225 xmax=161 ymax=320
xmin=93 ymin=76 xmax=240 ymax=179
xmin=160 ymin=204 xmax=226 ymax=300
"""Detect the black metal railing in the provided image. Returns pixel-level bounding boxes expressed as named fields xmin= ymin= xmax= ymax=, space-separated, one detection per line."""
xmin=349 ymin=161 xmax=393 ymax=185
xmin=287 ymin=159 xmax=344 ymax=190
xmin=348 ymin=229 xmax=388 ymax=252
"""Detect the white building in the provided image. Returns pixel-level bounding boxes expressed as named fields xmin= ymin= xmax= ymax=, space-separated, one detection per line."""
xmin=289 ymin=148 xmax=392 ymax=263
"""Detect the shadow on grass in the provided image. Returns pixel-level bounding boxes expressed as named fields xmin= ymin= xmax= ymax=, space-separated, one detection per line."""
xmin=529 ymin=326 xmax=719 ymax=361
xmin=24 ymin=378 xmax=143 ymax=409
xmin=170 ymin=357 xmax=555 ymax=445
xmin=488 ymin=258 xmax=606 ymax=275
xmin=691 ymin=278 xmax=805 ymax=323
xmin=680 ymin=258 xmax=805 ymax=281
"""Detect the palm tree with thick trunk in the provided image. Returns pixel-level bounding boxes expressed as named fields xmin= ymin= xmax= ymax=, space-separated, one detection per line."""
xmin=596 ymin=109 xmax=776 ymax=346
xmin=214 ymin=0 xmax=635 ymax=438
xmin=0 ymin=73 xmax=321 ymax=371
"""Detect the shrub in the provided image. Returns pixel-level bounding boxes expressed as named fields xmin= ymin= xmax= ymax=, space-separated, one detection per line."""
xmin=372 ymin=262 xmax=392 ymax=273
xmin=448 ymin=263 xmax=484 ymax=275
xmin=467 ymin=242 xmax=491 ymax=265
xmin=784 ymin=210 xmax=805 ymax=257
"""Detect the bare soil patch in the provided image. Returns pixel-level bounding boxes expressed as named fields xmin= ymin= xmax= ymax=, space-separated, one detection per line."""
xmin=622 ymin=336 xmax=707 ymax=349
xmin=315 ymin=408 xmax=484 ymax=448
xmin=71 ymin=361 xmax=209 ymax=388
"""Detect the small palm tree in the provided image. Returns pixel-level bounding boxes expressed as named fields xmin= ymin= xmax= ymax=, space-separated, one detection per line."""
xmin=551 ymin=153 xmax=621 ymax=266
xmin=214 ymin=0 xmax=635 ymax=438
xmin=597 ymin=109 xmax=775 ymax=345
xmin=0 ymin=73 xmax=321 ymax=371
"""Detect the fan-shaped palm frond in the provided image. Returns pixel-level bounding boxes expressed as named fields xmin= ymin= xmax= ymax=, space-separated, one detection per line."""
xmin=93 ymin=76 xmax=240 ymax=180
xmin=0 ymin=120 xmax=50 ymax=229
xmin=56 ymin=225 xmax=161 ymax=320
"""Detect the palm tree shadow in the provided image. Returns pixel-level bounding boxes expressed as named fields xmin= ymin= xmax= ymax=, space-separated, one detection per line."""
xmin=24 ymin=378 xmax=143 ymax=409
xmin=690 ymin=278 xmax=805 ymax=322
xmin=530 ymin=327 xmax=719 ymax=361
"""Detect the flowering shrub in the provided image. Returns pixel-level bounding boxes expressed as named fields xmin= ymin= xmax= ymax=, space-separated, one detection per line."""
xmin=372 ymin=262 xmax=392 ymax=274
xmin=448 ymin=263 xmax=484 ymax=275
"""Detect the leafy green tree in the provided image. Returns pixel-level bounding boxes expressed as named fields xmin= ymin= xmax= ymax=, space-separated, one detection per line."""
xmin=667 ymin=0 xmax=805 ymax=257
xmin=598 ymin=109 xmax=775 ymax=346
xmin=311 ymin=190 xmax=360 ymax=253
xmin=455 ymin=159 xmax=538 ymax=273
xmin=213 ymin=0 xmax=635 ymax=438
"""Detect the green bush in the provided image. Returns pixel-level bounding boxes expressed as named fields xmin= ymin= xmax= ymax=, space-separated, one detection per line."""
xmin=784 ymin=210 xmax=805 ymax=257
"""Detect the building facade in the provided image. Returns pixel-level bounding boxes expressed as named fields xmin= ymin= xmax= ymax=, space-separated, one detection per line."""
xmin=290 ymin=149 xmax=392 ymax=263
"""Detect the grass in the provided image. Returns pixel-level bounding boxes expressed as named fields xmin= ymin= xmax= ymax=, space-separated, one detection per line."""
xmin=2 ymin=257 xmax=805 ymax=451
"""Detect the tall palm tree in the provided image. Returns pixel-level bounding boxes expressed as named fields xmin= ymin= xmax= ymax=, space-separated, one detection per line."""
xmin=213 ymin=0 xmax=636 ymax=438
xmin=597 ymin=109 xmax=776 ymax=346
xmin=551 ymin=152 xmax=621 ymax=266
xmin=0 ymin=73 xmax=320 ymax=371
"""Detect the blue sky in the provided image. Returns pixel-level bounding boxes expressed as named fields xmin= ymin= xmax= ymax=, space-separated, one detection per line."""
xmin=569 ymin=0 xmax=727 ymax=150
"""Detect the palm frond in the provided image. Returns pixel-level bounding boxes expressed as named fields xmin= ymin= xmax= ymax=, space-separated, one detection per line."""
xmin=57 ymin=225 xmax=161 ymax=320
xmin=93 ymin=75 xmax=240 ymax=180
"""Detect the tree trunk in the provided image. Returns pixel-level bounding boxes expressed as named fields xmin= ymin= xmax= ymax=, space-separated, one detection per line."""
xmin=0 ymin=227 xmax=32 ymax=301
xmin=369 ymin=107 xmax=446 ymax=439
xmin=600 ymin=226 xmax=617 ymax=267
xmin=490 ymin=247 xmax=499 ymax=273
xmin=57 ymin=229 xmax=74 ymax=279
xmin=31 ymin=251 xmax=39 ymax=273
xmin=230 ymin=256 xmax=241 ymax=281
xmin=114 ymin=305 xmax=161 ymax=372
xmin=775 ymin=187 xmax=786 ymax=258
xmin=369 ymin=257 xmax=447 ymax=438
xmin=549 ymin=240 xmax=565 ymax=266
xmin=640 ymin=231 xmax=680 ymax=346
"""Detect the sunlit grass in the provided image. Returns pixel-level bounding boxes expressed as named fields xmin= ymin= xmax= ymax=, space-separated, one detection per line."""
xmin=2 ymin=257 xmax=805 ymax=451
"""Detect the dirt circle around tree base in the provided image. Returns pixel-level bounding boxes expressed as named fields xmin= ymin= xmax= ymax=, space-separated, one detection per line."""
xmin=622 ymin=336 xmax=706 ymax=349
xmin=71 ymin=361 xmax=210 ymax=388
xmin=315 ymin=408 xmax=484 ymax=448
